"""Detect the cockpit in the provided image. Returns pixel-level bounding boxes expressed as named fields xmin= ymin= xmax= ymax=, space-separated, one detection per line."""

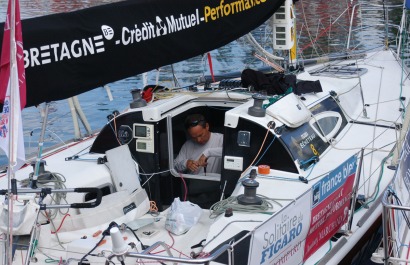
xmin=90 ymin=92 xmax=347 ymax=209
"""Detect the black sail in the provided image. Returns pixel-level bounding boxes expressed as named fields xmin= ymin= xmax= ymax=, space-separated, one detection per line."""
xmin=0 ymin=0 xmax=285 ymax=107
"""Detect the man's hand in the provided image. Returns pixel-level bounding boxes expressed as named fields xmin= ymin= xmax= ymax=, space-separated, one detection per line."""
xmin=198 ymin=154 xmax=208 ymax=167
xmin=186 ymin=159 xmax=200 ymax=173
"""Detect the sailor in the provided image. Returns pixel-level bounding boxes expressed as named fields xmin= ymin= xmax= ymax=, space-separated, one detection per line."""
xmin=174 ymin=114 xmax=223 ymax=175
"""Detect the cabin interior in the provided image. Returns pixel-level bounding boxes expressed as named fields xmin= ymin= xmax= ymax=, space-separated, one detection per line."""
xmin=89 ymin=99 xmax=303 ymax=210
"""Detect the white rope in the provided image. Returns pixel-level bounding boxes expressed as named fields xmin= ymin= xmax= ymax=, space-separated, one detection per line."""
xmin=253 ymin=52 xmax=285 ymax=72
xmin=209 ymin=195 xmax=280 ymax=219
xmin=245 ymin=33 xmax=284 ymax=61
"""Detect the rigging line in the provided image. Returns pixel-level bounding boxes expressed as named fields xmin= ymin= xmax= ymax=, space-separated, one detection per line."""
xmin=399 ymin=28 xmax=408 ymax=116
xmin=352 ymin=57 xmax=368 ymax=119
xmin=33 ymin=244 xmax=95 ymax=261
xmin=224 ymin=89 xmax=252 ymax=102
xmin=330 ymin=132 xmax=397 ymax=153
xmin=44 ymin=128 xmax=67 ymax=146
xmin=296 ymin=24 xmax=308 ymax=61
xmin=139 ymin=169 xmax=171 ymax=176
xmin=255 ymin=175 xmax=300 ymax=182
xmin=299 ymin=0 xmax=321 ymax=57
xmin=357 ymin=152 xmax=392 ymax=202
xmin=333 ymin=92 xmax=403 ymax=127
xmin=331 ymin=81 xmax=360 ymax=97
xmin=254 ymin=135 xmax=276 ymax=166
xmin=170 ymin=64 xmax=180 ymax=88
xmin=245 ymin=33 xmax=284 ymax=61
xmin=253 ymin=52 xmax=284 ymax=72
xmin=342 ymin=106 xmax=400 ymax=151
xmin=328 ymin=88 xmax=402 ymax=152
xmin=367 ymin=64 xmax=384 ymax=195
xmin=365 ymin=98 xmax=405 ymax=106
xmin=314 ymin=104 xmax=363 ymax=158
xmin=300 ymin=1 xmax=352 ymax=54
xmin=28 ymin=126 xmax=69 ymax=150
xmin=202 ymin=219 xmax=262 ymax=248
xmin=41 ymin=215 xmax=64 ymax=250
xmin=39 ymin=136 xmax=95 ymax=160
xmin=240 ymin=122 xmax=274 ymax=178
xmin=141 ymin=173 xmax=158 ymax=187
xmin=368 ymin=152 xmax=393 ymax=200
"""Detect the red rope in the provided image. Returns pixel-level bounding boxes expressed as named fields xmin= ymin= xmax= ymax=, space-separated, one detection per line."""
xmin=179 ymin=172 xmax=188 ymax=201
xmin=207 ymin=52 xmax=215 ymax=82
xmin=51 ymin=213 xmax=71 ymax=234
xmin=299 ymin=23 xmax=333 ymax=53
xmin=151 ymin=231 xmax=175 ymax=254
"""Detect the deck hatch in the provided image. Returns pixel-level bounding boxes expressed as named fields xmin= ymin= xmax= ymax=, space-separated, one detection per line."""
xmin=309 ymin=66 xmax=368 ymax=77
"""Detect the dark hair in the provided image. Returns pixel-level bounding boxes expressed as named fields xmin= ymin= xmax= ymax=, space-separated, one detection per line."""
xmin=184 ymin=114 xmax=207 ymax=129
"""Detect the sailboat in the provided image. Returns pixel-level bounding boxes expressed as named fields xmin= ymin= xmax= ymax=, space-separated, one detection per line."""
xmin=0 ymin=0 xmax=408 ymax=264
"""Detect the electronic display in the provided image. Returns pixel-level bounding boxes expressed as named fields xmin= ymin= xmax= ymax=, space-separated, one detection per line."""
xmin=134 ymin=125 xmax=147 ymax=137
xmin=137 ymin=142 xmax=147 ymax=150
xmin=133 ymin=123 xmax=155 ymax=153
xmin=133 ymin=123 xmax=153 ymax=139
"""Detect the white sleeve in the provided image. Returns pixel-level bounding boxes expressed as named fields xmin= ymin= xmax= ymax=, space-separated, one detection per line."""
xmin=203 ymin=133 xmax=223 ymax=158
xmin=174 ymin=143 xmax=189 ymax=172
xmin=203 ymin=147 xmax=222 ymax=158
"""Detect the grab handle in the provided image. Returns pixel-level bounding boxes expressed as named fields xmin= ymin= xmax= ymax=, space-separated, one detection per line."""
xmin=0 ymin=187 xmax=103 ymax=210
xmin=70 ymin=187 xmax=102 ymax=209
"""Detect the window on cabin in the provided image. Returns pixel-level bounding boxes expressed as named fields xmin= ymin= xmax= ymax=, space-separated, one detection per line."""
xmin=309 ymin=111 xmax=342 ymax=142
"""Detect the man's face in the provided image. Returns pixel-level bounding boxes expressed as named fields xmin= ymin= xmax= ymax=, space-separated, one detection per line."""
xmin=188 ymin=123 xmax=211 ymax=145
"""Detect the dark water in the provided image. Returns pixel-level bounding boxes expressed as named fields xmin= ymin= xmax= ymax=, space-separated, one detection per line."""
xmin=0 ymin=0 xmax=403 ymax=163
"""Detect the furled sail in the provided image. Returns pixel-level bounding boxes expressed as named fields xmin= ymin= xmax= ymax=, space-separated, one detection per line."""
xmin=0 ymin=0 xmax=285 ymax=107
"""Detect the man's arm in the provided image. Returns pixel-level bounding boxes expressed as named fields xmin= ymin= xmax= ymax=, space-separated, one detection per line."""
xmin=174 ymin=144 xmax=189 ymax=172
xmin=174 ymin=141 xmax=202 ymax=173
xmin=198 ymin=147 xmax=222 ymax=166
xmin=198 ymin=133 xmax=223 ymax=162
xmin=203 ymin=147 xmax=222 ymax=158
xmin=199 ymin=133 xmax=223 ymax=164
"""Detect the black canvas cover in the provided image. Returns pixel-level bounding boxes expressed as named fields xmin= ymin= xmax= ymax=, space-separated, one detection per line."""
xmin=294 ymin=80 xmax=323 ymax=95
xmin=0 ymin=0 xmax=285 ymax=107
xmin=241 ymin=69 xmax=296 ymax=95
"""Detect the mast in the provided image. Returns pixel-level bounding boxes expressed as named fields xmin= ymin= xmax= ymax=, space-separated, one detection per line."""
xmin=272 ymin=0 xmax=296 ymax=67
xmin=6 ymin=0 xmax=16 ymax=262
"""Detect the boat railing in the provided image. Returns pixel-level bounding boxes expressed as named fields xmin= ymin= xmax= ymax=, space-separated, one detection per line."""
xmin=380 ymin=189 xmax=410 ymax=265
xmin=347 ymin=3 xmax=404 ymax=51
xmin=105 ymin=242 xmax=234 ymax=265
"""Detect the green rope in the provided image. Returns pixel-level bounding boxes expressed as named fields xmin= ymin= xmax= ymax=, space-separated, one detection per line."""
xmin=263 ymin=87 xmax=294 ymax=109
xmin=209 ymin=195 xmax=275 ymax=219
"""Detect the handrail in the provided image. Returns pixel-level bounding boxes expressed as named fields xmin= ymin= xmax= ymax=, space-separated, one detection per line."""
xmin=381 ymin=190 xmax=410 ymax=265
xmin=348 ymin=149 xmax=364 ymax=231
xmin=105 ymin=243 xmax=233 ymax=265
xmin=347 ymin=3 xmax=403 ymax=50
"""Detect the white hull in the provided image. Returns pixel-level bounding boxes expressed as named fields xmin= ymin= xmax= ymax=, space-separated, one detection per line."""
xmin=0 ymin=48 xmax=407 ymax=265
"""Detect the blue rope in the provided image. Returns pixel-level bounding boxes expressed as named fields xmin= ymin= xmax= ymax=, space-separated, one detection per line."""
xmin=254 ymin=135 xmax=277 ymax=166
